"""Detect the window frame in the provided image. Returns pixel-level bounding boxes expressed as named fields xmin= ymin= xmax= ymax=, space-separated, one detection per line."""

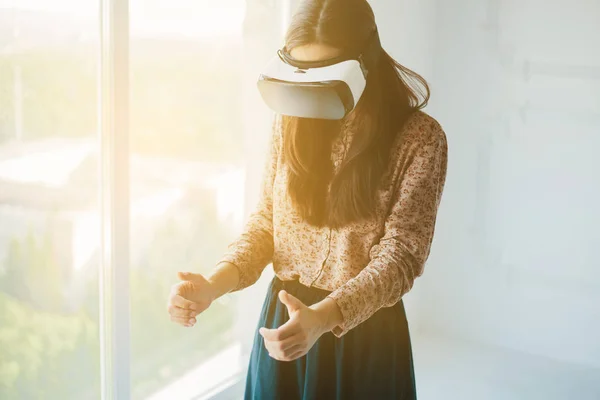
xmin=99 ymin=0 xmax=131 ymax=399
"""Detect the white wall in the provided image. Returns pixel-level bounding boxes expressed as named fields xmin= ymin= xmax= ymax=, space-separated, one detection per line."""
xmin=393 ymin=0 xmax=600 ymax=368
xmin=371 ymin=0 xmax=437 ymax=85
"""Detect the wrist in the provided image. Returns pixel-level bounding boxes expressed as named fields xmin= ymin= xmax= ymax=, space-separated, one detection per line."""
xmin=207 ymin=262 xmax=239 ymax=300
xmin=310 ymin=297 xmax=343 ymax=334
xmin=206 ymin=274 xmax=226 ymax=302
xmin=205 ymin=278 xmax=218 ymax=303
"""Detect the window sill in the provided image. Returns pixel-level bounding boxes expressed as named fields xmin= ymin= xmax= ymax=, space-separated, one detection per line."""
xmin=146 ymin=343 xmax=247 ymax=400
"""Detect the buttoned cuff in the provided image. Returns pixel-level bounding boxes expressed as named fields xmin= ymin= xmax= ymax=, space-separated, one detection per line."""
xmin=326 ymin=279 xmax=368 ymax=338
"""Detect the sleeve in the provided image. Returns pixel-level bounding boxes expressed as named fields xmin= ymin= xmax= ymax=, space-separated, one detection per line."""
xmin=216 ymin=116 xmax=282 ymax=292
xmin=326 ymin=124 xmax=448 ymax=337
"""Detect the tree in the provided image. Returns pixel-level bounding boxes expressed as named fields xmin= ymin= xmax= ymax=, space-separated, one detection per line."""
xmin=0 ymin=291 xmax=99 ymax=399
xmin=1 ymin=228 xmax=64 ymax=312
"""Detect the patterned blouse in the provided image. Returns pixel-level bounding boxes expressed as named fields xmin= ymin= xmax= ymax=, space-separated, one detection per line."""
xmin=218 ymin=110 xmax=448 ymax=337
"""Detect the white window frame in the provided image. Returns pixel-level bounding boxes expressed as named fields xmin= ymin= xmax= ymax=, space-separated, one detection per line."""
xmin=99 ymin=0 xmax=130 ymax=399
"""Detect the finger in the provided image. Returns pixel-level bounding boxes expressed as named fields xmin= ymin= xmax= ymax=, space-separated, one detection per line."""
xmin=259 ymin=327 xmax=286 ymax=341
xmin=259 ymin=327 xmax=280 ymax=341
xmin=170 ymin=294 xmax=198 ymax=311
xmin=263 ymin=337 xmax=275 ymax=355
xmin=278 ymin=290 xmax=305 ymax=313
xmin=262 ymin=332 xmax=303 ymax=361
xmin=178 ymin=271 xmax=209 ymax=284
xmin=259 ymin=319 xmax=300 ymax=341
xmin=170 ymin=315 xmax=196 ymax=326
xmin=168 ymin=304 xmax=197 ymax=318
xmin=265 ymin=332 xmax=304 ymax=353
xmin=274 ymin=317 xmax=302 ymax=339
xmin=279 ymin=343 xmax=303 ymax=359
xmin=283 ymin=348 xmax=306 ymax=361
xmin=268 ymin=344 xmax=303 ymax=362
xmin=262 ymin=337 xmax=283 ymax=360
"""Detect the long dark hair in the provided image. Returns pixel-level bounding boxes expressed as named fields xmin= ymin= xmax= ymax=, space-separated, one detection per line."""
xmin=283 ymin=0 xmax=429 ymax=228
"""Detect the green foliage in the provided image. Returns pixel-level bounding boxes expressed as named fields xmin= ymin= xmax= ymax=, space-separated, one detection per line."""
xmin=1 ymin=228 xmax=64 ymax=311
xmin=0 ymin=200 xmax=238 ymax=399
xmin=0 ymin=291 xmax=99 ymax=400
xmin=0 ymin=41 xmax=244 ymax=161
xmin=0 ymin=226 xmax=100 ymax=399
xmin=18 ymin=50 xmax=98 ymax=139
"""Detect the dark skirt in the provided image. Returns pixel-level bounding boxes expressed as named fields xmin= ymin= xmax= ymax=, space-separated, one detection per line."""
xmin=244 ymin=276 xmax=417 ymax=400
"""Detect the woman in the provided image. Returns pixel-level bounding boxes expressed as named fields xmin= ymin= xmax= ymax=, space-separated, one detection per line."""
xmin=167 ymin=0 xmax=447 ymax=398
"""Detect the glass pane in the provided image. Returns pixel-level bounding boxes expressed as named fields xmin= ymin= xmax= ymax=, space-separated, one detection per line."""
xmin=0 ymin=2 xmax=100 ymax=399
xmin=128 ymin=1 xmax=247 ymax=398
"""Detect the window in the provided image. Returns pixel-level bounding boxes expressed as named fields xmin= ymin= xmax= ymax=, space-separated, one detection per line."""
xmin=0 ymin=0 xmax=286 ymax=399
xmin=0 ymin=1 xmax=101 ymax=399
xmin=127 ymin=1 xmax=247 ymax=398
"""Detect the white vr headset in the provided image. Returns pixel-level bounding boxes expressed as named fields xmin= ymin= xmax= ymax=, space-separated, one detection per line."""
xmin=257 ymin=30 xmax=382 ymax=120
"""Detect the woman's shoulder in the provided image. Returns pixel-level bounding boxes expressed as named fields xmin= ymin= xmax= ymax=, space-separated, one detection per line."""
xmin=387 ymin=110 xmax=447 ymax=171
xmin=398 ymin=110 xmax=446 ymax=148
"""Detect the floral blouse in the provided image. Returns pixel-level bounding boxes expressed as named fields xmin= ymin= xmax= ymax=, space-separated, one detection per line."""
xmin=217 ymin=110 xmax=448 ymax=337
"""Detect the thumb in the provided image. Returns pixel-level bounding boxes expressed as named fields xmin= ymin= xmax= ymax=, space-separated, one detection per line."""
xmin=278 ymin=290 xmax=305 ymax=313
xmin=177 ymin=271 xmax=208 ymax=283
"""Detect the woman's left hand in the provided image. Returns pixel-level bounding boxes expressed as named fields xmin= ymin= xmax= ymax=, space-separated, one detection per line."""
xmin=259 ymin=290 xmax=340 ymax=362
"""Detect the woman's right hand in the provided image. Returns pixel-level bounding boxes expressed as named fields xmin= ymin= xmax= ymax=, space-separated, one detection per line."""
xmin=167 ymin=272 xmax=217 ymax=328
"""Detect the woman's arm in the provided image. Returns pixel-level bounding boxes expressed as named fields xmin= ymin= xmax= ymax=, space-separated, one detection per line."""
xmin=205 ymin=262 xmax=240 ymax=299
xmin=325 ymin=122 xmax=448 ymax=337
xmin=213 ymin=117 xmax=282 ymax=293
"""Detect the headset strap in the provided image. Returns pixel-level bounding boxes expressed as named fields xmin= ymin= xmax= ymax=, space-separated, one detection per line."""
xmin=278 ymin=29 xmax=381 ymax=76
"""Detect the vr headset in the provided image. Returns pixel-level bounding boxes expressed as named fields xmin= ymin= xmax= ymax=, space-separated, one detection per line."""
xmin=257 ymin=29 xmax=382 ymax=120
